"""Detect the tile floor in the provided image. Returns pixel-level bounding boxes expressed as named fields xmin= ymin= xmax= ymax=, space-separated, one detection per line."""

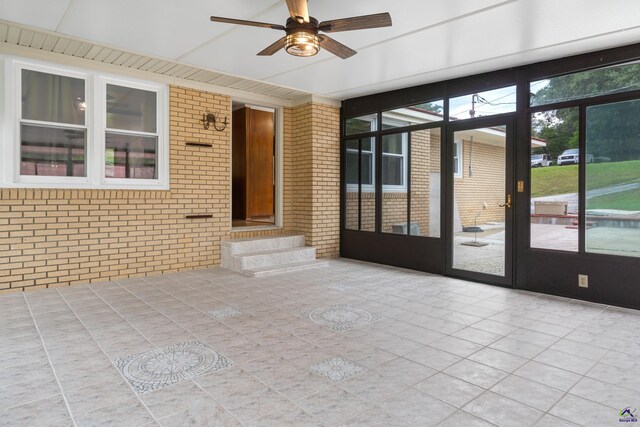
xmin=1 ymin=259 xmax=639 ymax=426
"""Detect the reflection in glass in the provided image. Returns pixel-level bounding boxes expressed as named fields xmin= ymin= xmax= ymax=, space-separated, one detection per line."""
xmin=382 ymin=133 xmax=405 ymax=187
xmin=382 ymin=134 xmax=407 ymax=234
xmin=449 ymin=86 xmax=516 ymax=121
xmin=530 ymin=108 xmax=579 ymax=252
xmin=345 ymin=138 xmax=375 ymax=231
xmin=360 ymin=138 xmax=376 ymax=232
xmin=452 ymin=126 xmax=506 ymax=276
xmin=105 ymin=133 xmax=157 ymax=179
xmin=107 ymin=84 xmax=157 ymax=133
xmin=530 ymin=60 xmax=640 ymax=107
xmin=20 ymin=124 xmax=86 ymax=177
xmin=410 ymin=128 xmax=441 ymax=237
xmin=382 ymin=100 xmax=444 ymax=129
xmin=345 ymin=139 xmax=359 ymax=230
xmin=345 ymin=114 xmax=376 ymax=136
xmin=585 ymin=99 xmax=640 ymax=258
xmin=22 ymin=69 xmax=85 ymax=125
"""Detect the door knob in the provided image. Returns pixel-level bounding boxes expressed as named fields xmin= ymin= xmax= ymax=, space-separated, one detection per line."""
xmin=499 ymin=194 xmax=512 ymax=208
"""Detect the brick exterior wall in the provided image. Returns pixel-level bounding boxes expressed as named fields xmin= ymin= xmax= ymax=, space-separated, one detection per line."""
xmin=1 ymin=88 xmax=338 ymax=293
xmin=455 ymin=139 xmax=505 ymax=227
xmin=291 ymin=102 xmax=341 ymax=258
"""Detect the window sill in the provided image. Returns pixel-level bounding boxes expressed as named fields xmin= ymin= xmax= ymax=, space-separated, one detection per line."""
xmin=0 ymin=182 xmax=170 ymax=191
xmin=231 ymin=225 xmax=282 ymax=233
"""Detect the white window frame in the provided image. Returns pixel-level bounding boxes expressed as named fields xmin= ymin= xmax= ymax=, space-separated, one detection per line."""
xmin=99 ymin=76 xmax=168 ymax=189
xmin=1 ymin=56 xmax=168 ymax=189
xmin=345 ymin=114 xmax=409 ymax=193
xmin=454 ymin=139 xmax=463 ymax=178
xmin=8 ymin=60 xmax=92 ymax=187
xmin=346 ymin=136 xmax=409 ymax=193
xmin=381 ymin=132 xmax=408 ymax=192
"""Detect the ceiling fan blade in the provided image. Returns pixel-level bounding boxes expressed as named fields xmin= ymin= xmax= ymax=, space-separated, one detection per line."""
xmin=318 ymin=35 xmax=357 ymax=59
xmin=319 ymin=12 xmax=392 ymax=33
xmin=258 ymin=37 xmax=286 ymax=56
xmin=285 ymin=0 xmax=309 ymax=23
xmin=210 ymin=16 xmax=285 ymax=31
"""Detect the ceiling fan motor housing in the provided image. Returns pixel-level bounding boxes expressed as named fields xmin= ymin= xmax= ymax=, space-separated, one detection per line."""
xmin=284 ymin=17 xmax=320 ymax=56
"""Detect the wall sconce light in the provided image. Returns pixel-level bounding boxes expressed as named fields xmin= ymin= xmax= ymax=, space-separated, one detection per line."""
xmin=201 ymin=112 xmax=228 ymax=131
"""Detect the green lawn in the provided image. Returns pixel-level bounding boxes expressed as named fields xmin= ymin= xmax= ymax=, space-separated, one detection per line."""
xmin=531 ymin=159 xmax=640 ymax=197
xmin=588 ymin=187 xmax=640 ymax=210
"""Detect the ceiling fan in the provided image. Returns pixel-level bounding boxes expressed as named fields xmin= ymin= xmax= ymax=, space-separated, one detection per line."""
xmin=210 ymin=0 xmax=392 ymax=59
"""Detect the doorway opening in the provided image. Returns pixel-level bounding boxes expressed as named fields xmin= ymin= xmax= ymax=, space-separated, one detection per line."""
xmin=231 ymin=102 xmax=276 ymax=228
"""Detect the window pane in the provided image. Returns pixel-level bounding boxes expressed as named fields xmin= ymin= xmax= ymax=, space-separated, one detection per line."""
xmin=531 ymin=61 xmax=640 ymax=107
xmin=20 ymin=124 xmax=86 ymax=177
xmin=530 ymin=107 xmax=579 ymax=252
xmin=346 ymin=140 xmax=358 ymax=150
xmin=361 ymin=139 xmax=376 ymax=232
xmin=449 ymin=86 xmax=516 ymax=121
xmin=382 ymin=156 xmax=403 ymax=186
xmin=345 ymin=114 xmax=376 ymax=135
xmin=22 ymin=69 xmax=85 ymax=125
xmin=107 ymin=84 xmax=157 ymax=133
xmin=585 ymin=99 xmax=640 ymax=258
xmin=344 ymin=138 xmax=374 ymax=231
xmin=345 ymin=145 xmax=359 ymax=230
xmin=382 ymin=100 xmax=444 ymax=129
xmin=346 ymin=151 xmax=359 ymax=184
xmin=361 ymin=152 xmax=373 ymax=186
xmin=453 ymin=142 xmax=461 ymax=176
xmin=105 ymin=133 xmax=158 ymax=179
xmin=411 ymin=128 xmax=441 ymax=237
xmin=382 ymin=133 xmax=407 ymax=234
xmin=382 ymin=134 xmax=403 ymax=154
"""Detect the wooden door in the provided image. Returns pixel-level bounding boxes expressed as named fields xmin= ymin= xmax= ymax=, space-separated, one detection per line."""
xmin=247 ymin=108 xmax=274 ymax=218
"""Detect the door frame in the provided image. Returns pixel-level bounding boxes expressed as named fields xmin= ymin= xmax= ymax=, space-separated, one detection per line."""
xmin=229 ymin=100 xmax=283 ymax=230
xmin=445 ymin=114 xmax=516 ymax=287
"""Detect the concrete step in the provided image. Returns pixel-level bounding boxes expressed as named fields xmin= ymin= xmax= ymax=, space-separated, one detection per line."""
xmin=221 ymin=234 xmax=319 ymax=276
xmin=243 ymin=259 xmax=329 ymax=277
xmin=231 ymin=246 xmax=316 ymax=271
xmin=222 ymin=234 xmax=305 ymax=255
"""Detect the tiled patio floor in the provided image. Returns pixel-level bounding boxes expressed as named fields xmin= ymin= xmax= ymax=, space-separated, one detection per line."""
xmin=1 ymin=259 xmax=639 ymax=426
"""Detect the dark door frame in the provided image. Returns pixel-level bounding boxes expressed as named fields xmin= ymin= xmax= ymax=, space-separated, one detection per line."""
xmin=444 ymin=114 xmax=516 ymax=288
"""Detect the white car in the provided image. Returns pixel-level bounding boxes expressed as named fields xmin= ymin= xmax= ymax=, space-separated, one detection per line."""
xmin=531 ymin=154 xmax=553 ymax=167
xmin=557 ymin=149 xmax=594 ymax=165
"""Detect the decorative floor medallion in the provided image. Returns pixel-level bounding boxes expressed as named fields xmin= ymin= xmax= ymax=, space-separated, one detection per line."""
xmin=298 ymin=304 xmax=383 ymax=332
xmin=115 ymin=340 xmax=232 ymax=393
xmin=208 ymin=307 xmax=242 ymax=320
xmin=311 ymin=357 xmax=364 ymax=382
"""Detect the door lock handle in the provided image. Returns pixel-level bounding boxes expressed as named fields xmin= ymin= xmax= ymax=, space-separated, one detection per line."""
xmin=499 ymin=194 xmax=512 ymax=208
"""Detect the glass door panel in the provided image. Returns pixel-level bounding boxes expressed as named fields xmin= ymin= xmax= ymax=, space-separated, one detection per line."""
xmin=449 ymin=121 xmax=513 ymax=284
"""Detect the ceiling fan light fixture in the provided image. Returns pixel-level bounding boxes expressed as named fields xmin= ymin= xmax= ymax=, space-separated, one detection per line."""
xmin=284 ymin=31 xmax=319 ymax=57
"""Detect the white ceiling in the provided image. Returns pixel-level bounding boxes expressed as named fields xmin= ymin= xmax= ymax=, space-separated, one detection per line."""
xmin=1 ymin=0 xmax=640 ymax=100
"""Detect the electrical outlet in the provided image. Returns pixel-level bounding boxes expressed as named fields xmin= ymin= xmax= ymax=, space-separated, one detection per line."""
xmin=578 ymin=274 xmax=589 ymax=288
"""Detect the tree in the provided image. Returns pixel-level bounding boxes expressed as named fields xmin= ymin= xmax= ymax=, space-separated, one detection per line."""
xmin=531 ymin=108 xmax=578 ymax=160
xmin=531 ymin=63 xmax=640 ymax=161
xmin=414 ymin=101 xmax=443 ymax=114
